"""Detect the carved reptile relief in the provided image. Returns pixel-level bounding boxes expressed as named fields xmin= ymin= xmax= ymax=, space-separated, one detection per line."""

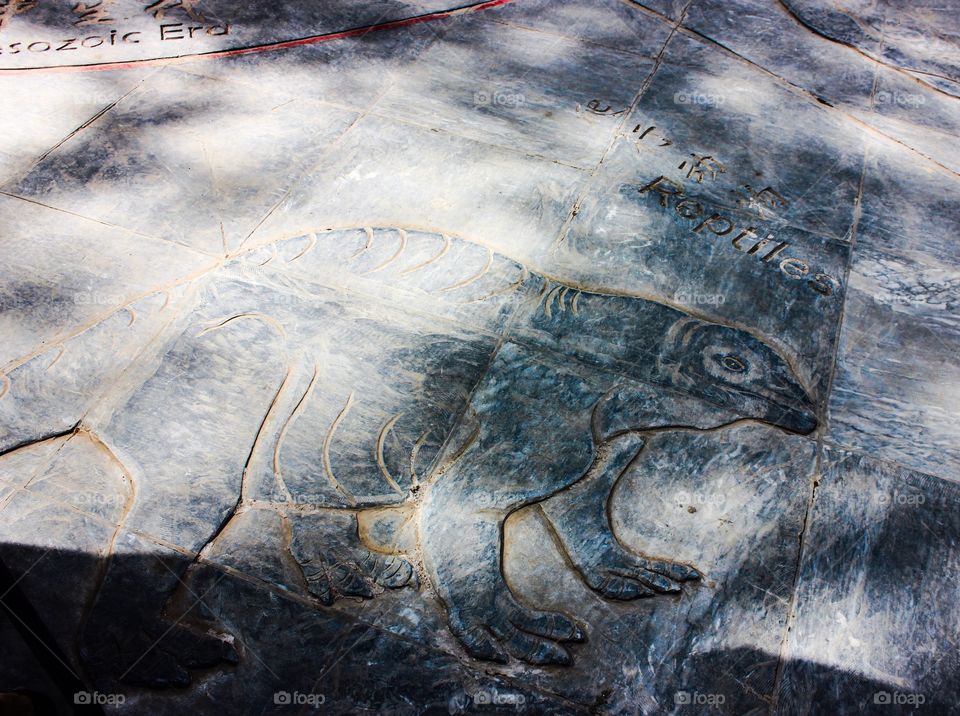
xmin=0 ymin=227 xmax=818 ymax=685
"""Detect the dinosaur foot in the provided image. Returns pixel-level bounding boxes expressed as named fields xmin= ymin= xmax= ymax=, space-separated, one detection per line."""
xmin=578 ymin=542 xmax=700 ymax=600
xmin=297 ymin=550 xmax=416 ymax=604
xmin=289 ymin=511 xmax=417 ymax=605
xmin=449 ymin=591 xmax=585 ymax=666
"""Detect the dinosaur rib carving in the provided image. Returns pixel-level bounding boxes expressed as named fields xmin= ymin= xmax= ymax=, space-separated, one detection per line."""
xmin=399 ymin=234 xmax=452 ymax=276
xmin=349 ymin=227 xmax=375 ymax=259
xmin=409 ymin=430 xmax=431 ymax=488
xmin=375 ymin=413 xmax=406 ymax=496
xmin=198 ymin=313 xmax=287 ymax=340
xmin=274 ymin=364 xmax=322 ymax=501
xmin=287 ymin=232 xmax=318 ymax=263
xmin=436 ymin=248 xmax=493 ymax=293
xmin=543 ymin=285 xmax=564 ymax=319
xmin=360 ymin=229 xmax=409 ymax=276
xmin=322 ymin=393 xmax=358 ymax=505
xmin=44 ymin=345 xmax=66 ymax=372
xmin=469 ymin=264 xmax=530 ymax=303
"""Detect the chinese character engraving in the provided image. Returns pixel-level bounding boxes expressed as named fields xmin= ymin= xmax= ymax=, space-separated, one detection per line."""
xmin=633 ymin=125 xmax=672 ymax=147
xmin=144 ymin=0 xmax=204 ymax=21
xmin=0 ymin=0 xmax=37 ymax=32
xmin=73 ymin=1 xmax=114 ymax=26
xmin=678 ymin=154 xmax=726 ymax=183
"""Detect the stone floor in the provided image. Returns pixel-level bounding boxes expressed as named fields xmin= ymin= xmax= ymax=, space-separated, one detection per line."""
xmin=0 ymin=1 xmax=957 ymax=714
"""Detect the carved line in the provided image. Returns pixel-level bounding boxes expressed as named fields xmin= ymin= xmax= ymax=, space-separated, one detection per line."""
xmin=399 ymin=234 xmax=452 ymax=276
xmin=0 ymin=260 xmax=212 ymax=379
xmin=43 ymin=344 xmax=66 ymax=372
xmin=776 ymin=0 xmax=960 ymax=101
xmin=322 ymin=394 xmax=358 ymax=505
xmin=198 ymin=312 xmax=287 ymax=340
xmin=359 ymin=229 xmax=409 ymax=276
xmin=241 ymin=366 xmax=297 ymax=504
xmin=75 ymin=429 xmax=138 ymax=662
xmin=255 ymin=224 xmax=815 ymax=398
xmin=468 ymin=264 xmax=530 ymax=304
xmin=619 ymin=1 xmax=959 ymax=178
xmin=147 ymin=367 xmax=302 ymax=652
xmin=437 ymin=247 xmax=493 ymax=293
xmin=375 ymin=413 xmax=407 ymax=496
xmin=287 ymin=232 xmax=318 ymax=264
xmin=432 ymin=404 xmax=481 ymax=481
xmin=542 ymin=285 xmax=564 ymax=319
xmin=0 ymin=426 xmax=81 ymax=515
xmin=349 ymin=227 xmax=376 ymax=259
xmin=591 ymin=384 xmax=626 ymax=444
xmin=258 ymin=243 xmax=280 ymax=267
xmin=409 ymin=431 xmax=431 ymax=489
xmin=274 ymin=364 xmax=321 ymax=502
xmin=664 ymin=316 xmax=704 ymax=351
xmin=570 ymin=290 xmax=582 ymax=316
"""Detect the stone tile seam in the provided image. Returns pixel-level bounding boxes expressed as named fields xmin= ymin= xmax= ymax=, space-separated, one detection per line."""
xmin=624 ymin=0 xmax=960 ymax=181
xmin=0 ymin=189 xmax=223 ymax=260
xmin=551 ymin=0 xmax=695 ymax=251
xmin=0 ymin=67 xmax=163 ymax=194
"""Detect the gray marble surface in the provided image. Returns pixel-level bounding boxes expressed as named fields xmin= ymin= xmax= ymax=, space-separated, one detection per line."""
xmin=0 ymin=1 xmax=958 ymax=714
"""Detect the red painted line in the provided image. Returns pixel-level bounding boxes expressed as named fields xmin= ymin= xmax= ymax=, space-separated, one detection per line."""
xmin=0 ymin=0 xmax=515 ymax=75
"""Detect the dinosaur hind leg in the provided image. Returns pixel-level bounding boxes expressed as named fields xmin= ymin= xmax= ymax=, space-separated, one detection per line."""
xmin=540 ymin=433 xmax=700 ymax=600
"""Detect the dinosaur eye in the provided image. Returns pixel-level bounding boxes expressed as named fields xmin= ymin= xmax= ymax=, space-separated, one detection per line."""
xmin=719 ymin=355 xmax=747 ymax=373
xmin=702 ymin=345 xmax=757 ymax=384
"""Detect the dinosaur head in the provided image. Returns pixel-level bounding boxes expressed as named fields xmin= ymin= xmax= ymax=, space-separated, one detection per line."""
xmin=658 ymin=318 xmax=818 ymax=435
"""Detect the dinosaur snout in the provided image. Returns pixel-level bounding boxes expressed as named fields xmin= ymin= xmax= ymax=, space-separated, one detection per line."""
xmin=760 ymin=372 xmax=819 ymax=435
xmin=763 ymin=390 xmax=818 ymax=435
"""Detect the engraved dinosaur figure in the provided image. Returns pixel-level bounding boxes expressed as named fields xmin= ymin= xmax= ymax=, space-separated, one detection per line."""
xmin=0 ymin=227 xmax=818 ymax=684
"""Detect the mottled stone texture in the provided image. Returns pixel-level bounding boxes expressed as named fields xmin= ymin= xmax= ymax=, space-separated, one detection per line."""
xmin=778 ymin=448 xmax=960 ymax=714
xmin=0 ymin=0 xmax=958 ymax=714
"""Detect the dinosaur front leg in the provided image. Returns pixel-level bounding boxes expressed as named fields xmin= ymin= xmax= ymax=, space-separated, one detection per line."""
xmin=420 ymin=485 xmax=584 ymax=665
xmin=417 ymin=342 xmax=604 ymax=664
xmin=540 ymin=432 xmax=701 ymax=600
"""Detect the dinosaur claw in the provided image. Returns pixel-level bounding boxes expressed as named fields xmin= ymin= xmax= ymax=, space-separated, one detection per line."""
xmin=577 ymin=544 xmax=702 ymax=600
xmin=449 ymin=595 xmax=583 ymax=666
